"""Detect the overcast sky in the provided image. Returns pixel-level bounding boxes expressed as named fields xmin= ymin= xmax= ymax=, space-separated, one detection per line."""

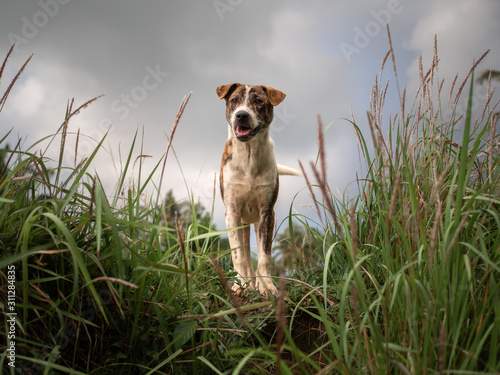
xmin=1 ymin=0 xmax=499 ymax=232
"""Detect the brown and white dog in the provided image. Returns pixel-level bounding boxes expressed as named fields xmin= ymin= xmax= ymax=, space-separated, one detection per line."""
xmin=216 ymin=83 xmax=300 ymax=295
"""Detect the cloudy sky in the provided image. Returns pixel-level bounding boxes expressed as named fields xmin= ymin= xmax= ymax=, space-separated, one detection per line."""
xmin=1 ymin=0 xmax=499 ymax=232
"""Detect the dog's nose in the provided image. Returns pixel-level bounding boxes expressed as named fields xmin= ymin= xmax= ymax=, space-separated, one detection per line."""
xmin=235 ymin=111 xmax=249 ymax=123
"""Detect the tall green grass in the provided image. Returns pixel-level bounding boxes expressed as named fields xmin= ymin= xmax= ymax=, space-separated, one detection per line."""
xmin=1 ymin=37 xmax=499 ymax=375
xmin=295 ymin=42 xmax=500 ymax=373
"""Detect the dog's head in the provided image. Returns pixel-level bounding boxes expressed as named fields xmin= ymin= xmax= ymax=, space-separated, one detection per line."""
xmin=216 ymin=83 xmax=286 ymax=142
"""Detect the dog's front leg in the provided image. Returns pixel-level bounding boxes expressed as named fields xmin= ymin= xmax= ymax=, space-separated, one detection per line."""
xmin=255 ymin=210 xmax=278 ymax=295
xmin=226 ymin=212 xmax=255 ymax=291
xmin=241 ymin=225 xmax=256 ymax=288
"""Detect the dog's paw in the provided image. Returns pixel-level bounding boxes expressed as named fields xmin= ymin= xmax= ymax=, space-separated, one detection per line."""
xmin=256 ymin=279 xmax=277 ymax=297
xmin=231 ymin=278 xmax=256 ymax=295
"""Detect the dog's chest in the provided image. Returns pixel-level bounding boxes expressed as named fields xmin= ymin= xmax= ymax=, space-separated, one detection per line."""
xmin=221 ymin=140 xmax=278 ymax=223
xmin=224 ymin=173 xmax=276 ymax=223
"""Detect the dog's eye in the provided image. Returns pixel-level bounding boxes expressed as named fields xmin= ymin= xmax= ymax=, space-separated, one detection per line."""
xmin=254 ymin=98 xmax=263 ymax=104
xmin=230 ymin=97 xmax=238 ymax=104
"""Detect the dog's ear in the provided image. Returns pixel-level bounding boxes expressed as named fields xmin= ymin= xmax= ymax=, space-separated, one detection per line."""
xmin=262 ymin=86 xmax=286 ymax=106
xmin=216 ymin=83 xmax=240 ymax=99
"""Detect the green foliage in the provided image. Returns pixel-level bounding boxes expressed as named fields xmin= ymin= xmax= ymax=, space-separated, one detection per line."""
xmin=299 ymin=47 xmax=500 ymax=373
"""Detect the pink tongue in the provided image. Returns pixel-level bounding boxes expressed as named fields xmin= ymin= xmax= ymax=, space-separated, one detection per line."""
xmin=237 ymin=126 xmax=250 ymax=136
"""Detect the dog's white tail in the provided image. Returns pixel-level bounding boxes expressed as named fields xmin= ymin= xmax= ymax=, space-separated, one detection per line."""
xmin=277 ymin=164 xmax=302 ymax=176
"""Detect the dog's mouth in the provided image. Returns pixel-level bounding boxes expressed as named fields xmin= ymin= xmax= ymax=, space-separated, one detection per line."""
xmin=234 ymin=125 xmax=261 ymax=142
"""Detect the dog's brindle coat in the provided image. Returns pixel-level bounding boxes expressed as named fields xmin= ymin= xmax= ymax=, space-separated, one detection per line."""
xmin=217 ymin=83 xmax=286 ymax=295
